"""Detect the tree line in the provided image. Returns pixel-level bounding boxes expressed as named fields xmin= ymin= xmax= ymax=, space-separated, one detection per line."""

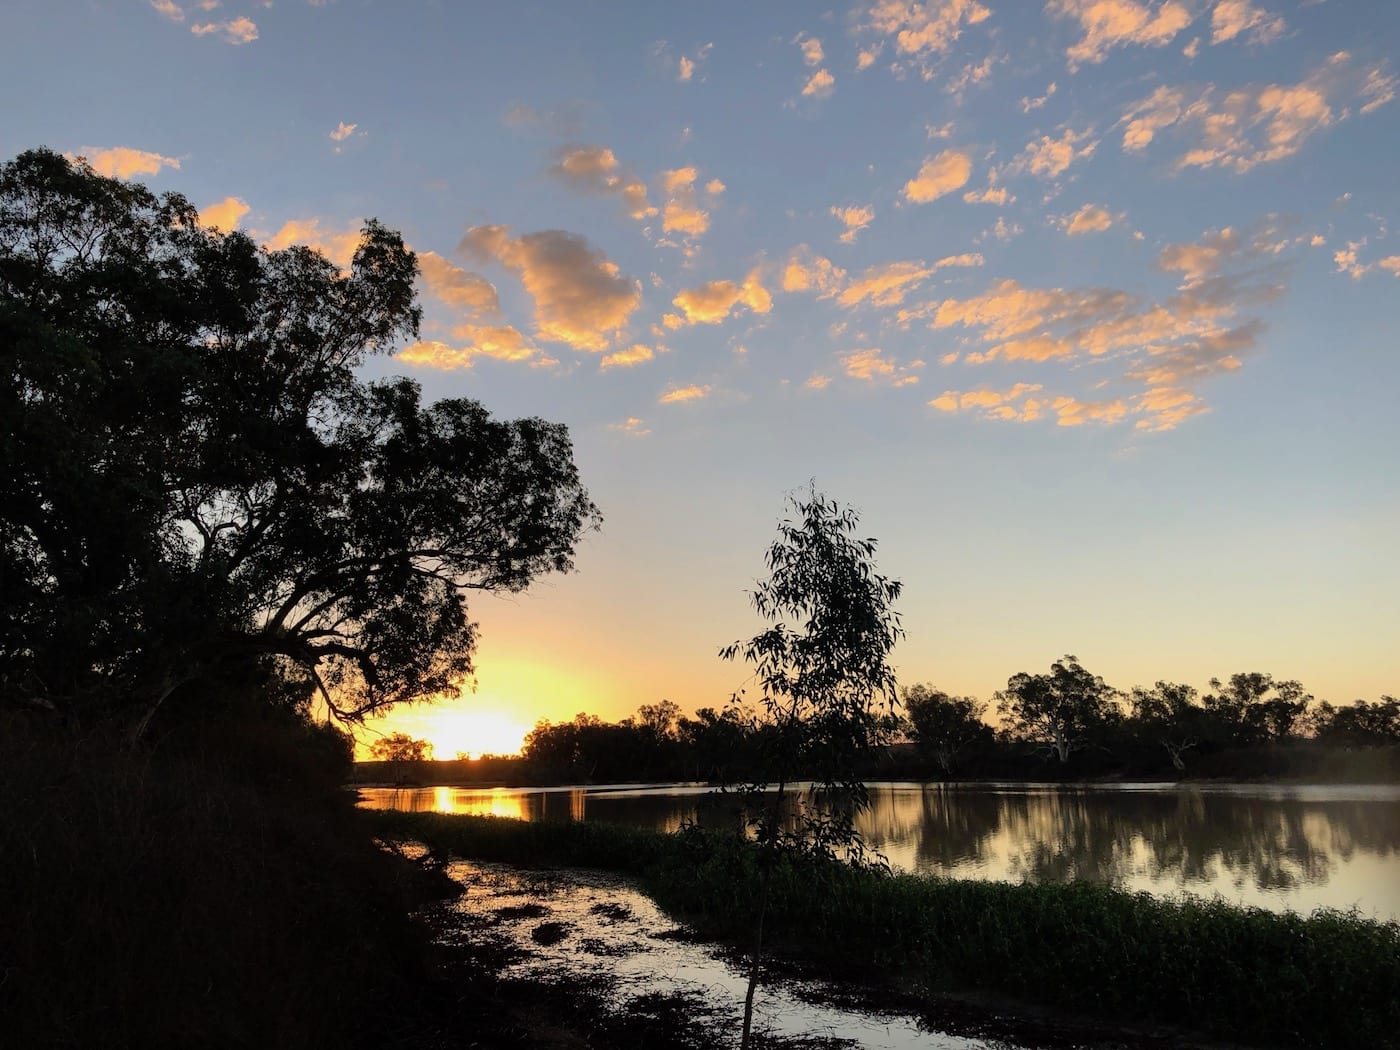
xmin=487 ymin=660 xmax=1396 ymax=785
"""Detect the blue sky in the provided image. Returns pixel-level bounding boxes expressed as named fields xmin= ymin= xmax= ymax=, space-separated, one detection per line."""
xmin=4 ymin=0 xmax=1396 ymax=753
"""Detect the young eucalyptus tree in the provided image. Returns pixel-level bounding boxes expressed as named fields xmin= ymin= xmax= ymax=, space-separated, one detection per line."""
xmin=719 ymin=487 xmax=903 ymax=1049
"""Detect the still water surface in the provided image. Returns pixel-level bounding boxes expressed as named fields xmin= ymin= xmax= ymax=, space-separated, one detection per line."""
xmin=360 ymin=781 xmax=1400 ymax=921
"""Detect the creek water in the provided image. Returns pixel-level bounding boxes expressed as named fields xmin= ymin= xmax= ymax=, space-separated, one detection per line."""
xmin=361 ymin=781 xmax=1400 ymax=921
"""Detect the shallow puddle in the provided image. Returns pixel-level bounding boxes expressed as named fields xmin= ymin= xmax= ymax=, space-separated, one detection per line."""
xmin=439 ymin=859 xmax=1053 ymax=1050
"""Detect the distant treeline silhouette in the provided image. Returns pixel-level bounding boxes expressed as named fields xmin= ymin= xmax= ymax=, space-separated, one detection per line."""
xmin=361 ymin=662 xmax=1398 ymax=786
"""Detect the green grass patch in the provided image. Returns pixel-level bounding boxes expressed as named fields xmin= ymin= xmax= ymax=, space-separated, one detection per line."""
xmin=369 ymin=810 xmax=1400 ymax=1050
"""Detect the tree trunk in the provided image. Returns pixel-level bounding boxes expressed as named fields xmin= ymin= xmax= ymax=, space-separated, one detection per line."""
xmin=740 ymin=861 xmax=771 ymax=1050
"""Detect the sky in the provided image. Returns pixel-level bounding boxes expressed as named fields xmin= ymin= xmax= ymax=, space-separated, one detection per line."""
xmin=3 ymin=0 xmax=1397 ymax=757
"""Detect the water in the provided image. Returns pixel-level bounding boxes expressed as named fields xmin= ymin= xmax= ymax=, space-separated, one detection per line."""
xmin=360 ymin=781 xmax=1400 ymax=921
xmin=440 ymin=857 xmax=1018 ymax=1050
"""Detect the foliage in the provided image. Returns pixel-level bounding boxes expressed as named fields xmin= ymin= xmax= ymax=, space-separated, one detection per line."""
xmin=377 ymin=811 xmax=1400 ymax=1050
xmin=1308 ymin=695 xmax=1400 ymax=747
xmin=1128 ymin=681 xmax=1207 ymax=771
xmin=369 ymin=732 xmax=434 ymax=763
xmin=718 ymin=487 xmax=903 ymax=1048
xmin=902 ymin=683 xmax=992 ymax=775
xmin=996 ymin=654 xmax=1121 ymax=763
xmin=1204 ymin=672 xmax=1311 ymax=748
xmin=0 ymin=148 xmax=600 ymax=734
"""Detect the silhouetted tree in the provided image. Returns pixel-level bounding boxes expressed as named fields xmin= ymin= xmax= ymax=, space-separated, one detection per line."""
xmin=0 ymin=148 xmax=600 ymax=736
xmin=1129 ymin=681 xmax=1207 ymax=772
xmin=1307 ymin=697 xmax=1400 ymax=747
xmin=368 ymin=733 xmax=433 ymax=763
xmin=1203 ymin=673 xmax=1310 ymax=748
xmin=902 ymin=684 xmax=991 ymax=775
xmin=719 ymin=487 xmax=903 ymax=1050
xmin=997 ymin=655 xmax=1120 ymax=763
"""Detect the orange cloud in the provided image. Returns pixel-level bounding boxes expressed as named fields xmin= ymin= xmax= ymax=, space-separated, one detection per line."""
xmin=329 ymin=122 xmax=358 ymax=142
xmin=903 ymin=149 xmax=973 ymax=203
xmin=198 ymin=196 xmax=249 ymax=231
xmin=782 ymin=247 xmax=847 ymax=294
xmin=837 ymin=261 xmax=936 ymax=308
xmin=150 ymin=0 xmax=183 ymax=23
xmin=600 ymin=344 xmax=658 ymax=370
xmin=842 ymin=347 xmax=923 ymax=385
xmin=397 ymin=325 xmax=543 ymax=370
xmin=802 ymin=68 xmax=837 ymax=98
xmin=1063 ymin=203 xmax=1114 ymax=235
xmin=551 ymin=145 xmax=656 ymax=220
xmin=831 ymin=204 xmax=875 ymax=244
xmin=659 ymin=383 xmax=712 ymax=403
xmin=862 ymin=0 xmax=992 ymax=65
xmin=1047 ymin=0 xmax=1191 ymax=70
xmin=265 ymin=218 xmax=361 ymax=268
xmin=1014 ymin=127 xmax=1098 ymax=178
xmin=929 ymin=383 xmax=1045 ymax=421
xmin=608 ymin=417 xmax=651 ymax=436
xmin=1210 ymin=0 xmax=1284 ymax=46
xmin=417 ymin=251 xmax=501 ymax=318
xmin=659 ymin=167 xmax=711 ymax=238
xmin=670 ymin=269 xmax=772 ymax=325
xmin=460 ymin=225 xmax=641 ymax=351
xmin=190 ymin=16 xmax=257 ymax=44
xmin=74 ymin=146 xmax=180 ymax=180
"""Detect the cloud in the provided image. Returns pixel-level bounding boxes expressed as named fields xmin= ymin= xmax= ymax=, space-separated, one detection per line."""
xmin=1063 ymin=203 xmax=1115 ymax=235
xmin=659 ymin=167 xmax=711 ymax=239
xmin=1047 ymin=0 xmax=1192 ymax=70
xmin=1012 ymin=126 xmax=1098 ymax=178
xmin=925 ymin=223 xmax=1287 ymax=430
xmin=802 ymin=68 xmax=837 ymax=98
xmin=831 ymin=204 xmax=875 ymax=244
xmin=837 ymin=261 xmax=936 ymax=308
xmin=74 ymin=146 xmax=180 ymax=180
xmin=397 ymin=325 xmax=545 ymax=370
xmin=678 ymin=56 xmax=695 ymax=81
xmin=609 ymin=417 xmax=651 ymax=437
xmin=150 ymin=0 xmax=184 ymax=22
xmin=659 ymin=383 xmax=712 ymax=403
xmin=600 ymin=344 xmax=659 ymax=370
xmin=550 ymin=145 xmax=656 ymax=220
xmin=945 ymin=55 xmax=997 ymax=99
xmin=902 ymin=149 xmax=973 ymax=203
xmin=1120 ymin=54 xmax=1392 ymax=172
xmin=842 ymin=347 xmax=923 ymax=385
xmin=417 ymin=251 xmax=501 ymax=318
xmin=1210 ymin=0 xmax=1285 ymax=45
xmin=675 ymin=42 xmax=712 ymax=82
xmin=798 ymin=34 xmax=825 ymax=66
xmin=963 ymin=183 xmax=1014 ymax=205
xmin=1378 ymin=257 xmax=1400 ymax=277
xmin=265 ymin=218 xmax=362 ymax=268
xmin=460 ymin=225 xmax=642 ymax=351
xmin=190 ymin=16 xmax=257 ymax=43
xmin=329 ymin=121 xmax=358 ymax=142
xmin=198 ymin=196 xmax=250 ymax=231
xmin=782 ymin=247 xmax=847 ymax=294
xmin=856 ymin=45 xmax=882 ymax=71
xmin=861 ymin=0 xmax=993 ymax=64
xmin=805 ymin=374 xmax=832 ymax=389
xmin=929 ymin=382 xmax=1045 ymax=421
xmin=1021 ymin=82 xmax=1058 ymax=112
xmin=705 ymin=178 xmax=726 ymax=195
xmin=669 ymin=270 xmax=772 ymax=325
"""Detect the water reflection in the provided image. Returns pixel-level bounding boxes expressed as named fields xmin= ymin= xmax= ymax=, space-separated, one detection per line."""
xmin=359 ymin=782 xmax=1400 ymax=920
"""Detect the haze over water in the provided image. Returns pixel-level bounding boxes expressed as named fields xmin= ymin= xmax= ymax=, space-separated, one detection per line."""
xmin=360 ymin=781 xmax=1400 ymax=922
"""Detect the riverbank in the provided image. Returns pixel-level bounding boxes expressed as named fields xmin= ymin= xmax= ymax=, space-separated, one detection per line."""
xmin=368 ymin=809 xmax=1400 ymax=1050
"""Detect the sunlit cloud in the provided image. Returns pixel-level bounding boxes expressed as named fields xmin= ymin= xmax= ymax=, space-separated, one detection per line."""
xmin=674 ymin=41 xmax=712 ymax=82
xmin=1012 ymin=126 xmax=1098 ymax=178
xmin=397 ymin=324 xmax=547 ymax=371
xmin=856 ymin=44 xmax=882 ymax=71
xmin=329 ymin=122 xmax=358 ymax=142
xmin=608 ymin=417 xmax=651 ymax=437
xmin=929 ymin=382 xmax=1045 ymax=421
xmin=1210 ymin=0 xmax=1285 ymax=46
xmin=600 ymin=343 xmax=660 ymax=370
xmin=860 ymin=0 xmax=993 ymax=78
xmin=945 ymin=55 xmax=998 ymax=100
xmin=265 ymin=218 xmax=362 ymax=268
xmin=804 ymin=374 xmax=833 ymax=390
xmin=659 ymin=383 xmax=712 ymax=403
xmin=1377 ymin=257 xmax=1400 ymax=277
xmin=198 ymin=196 xmax=250 ymax=231
xmin=1120 ymin=53 xmax=1393 ymax=172
xmin=150 ymin=0 xmax=184 ymax=23
xmin=963 ymin=181 xmax=1014 ymax=205
xmin=902 ymin=149 xmax=973 ymax=203
xmin=461 ymin=225 xmax=641 ymax=351
xmin=659 ymin=167 xmax=711 ymax=239
xmin=831 ymin=204 xmax=875 ymax=244
xmin=73 ymin=146 xmax=180 ymax=180
xmin=1020 ymin=82 xmax=1057 ymax=112
xmin=1062 ymin=203 xmax=1115 ymax=235
xmin=550 ymin=145 xmax=656 ymax=220
xmin=782 ymin=247 xmax=847 ymax=294
xmin=798 ymin=34 xmax=825 ymax=67
xmin=417 ymin=250 xmax=501 ymax=319
xmin=802 ymin=68 xmax=837 ymax=99
xmin=669 ymin=270 xmax=772 ymax=325
xmin=838 ymin=261 xmax=936 ymax=308
xmin=842 ymin=347 xmax=924 ymax=385
xmin=1047 ymin=0 xmax=1192 ymax=71
xmin=190 ymin=16 xmax=257 ymax=44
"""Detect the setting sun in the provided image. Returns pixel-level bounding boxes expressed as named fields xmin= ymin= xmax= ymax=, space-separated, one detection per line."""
xmin=370 ymin=706 xmax=532 ymax=760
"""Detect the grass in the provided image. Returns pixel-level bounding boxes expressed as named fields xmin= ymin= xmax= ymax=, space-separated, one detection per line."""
xmin=368 ymin=810 xmax=1400 ymax=1050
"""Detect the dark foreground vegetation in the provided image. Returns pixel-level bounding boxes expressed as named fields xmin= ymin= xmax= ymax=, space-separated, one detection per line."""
xmin=370 ymin=810 xmax=1400 ymax=1050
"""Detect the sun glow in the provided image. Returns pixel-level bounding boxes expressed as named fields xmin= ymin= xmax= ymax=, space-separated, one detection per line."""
xmin=423 ymin=710 xmax=532 ymax=759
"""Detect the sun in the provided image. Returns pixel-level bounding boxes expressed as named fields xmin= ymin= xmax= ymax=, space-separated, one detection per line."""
xmin=422 ymin=710 xmax=532 ymax=760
